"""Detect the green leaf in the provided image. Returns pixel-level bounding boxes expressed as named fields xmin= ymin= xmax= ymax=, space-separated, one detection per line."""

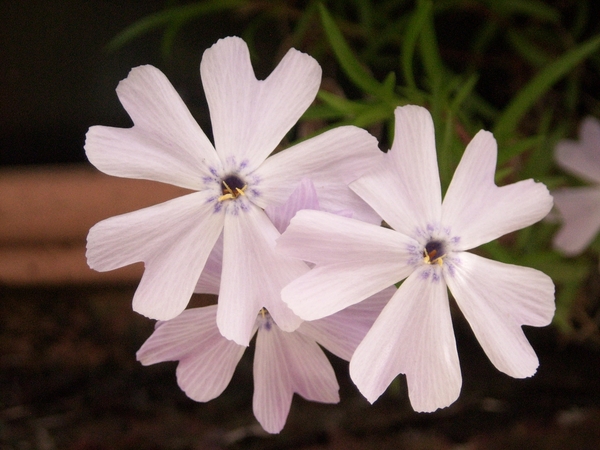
xmin=450 ymin=73 xmax=479 ymax=112
xmin=301 ymin=104 xmax=345 ymax=121
xmin=506 ymin=29 xmax=552 ymax=68
xmin=317 ymin=3 xmax=393 ymax=100
xmin=106 ymin=0 xmax=247 ymax=52
xmin=382 ymin=71 xmax=397 ymax=95
xmin=521 ymin=252 xmax=589 ymax=284
xmin=317 ymin=90 xmax=368 ymax=115
xmin=489 ymin=0 xmax=560 ymax=23
xmin=493 ymin=34 xmax=600 ymax=140
xmin=418 ymin=0 xmax=445 ymax=85
xmin=497 ymin=134 xmax=544 ymax=165
xmin=290 ymin=0 xmax=318 ymax=49
xmin=401 ymin=0 xmax=432 ymax=90
xmin=352 ymin=103 xmax=396 ymax=128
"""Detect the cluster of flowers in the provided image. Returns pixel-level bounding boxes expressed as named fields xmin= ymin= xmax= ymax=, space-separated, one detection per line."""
xmin=86 ymin=37 xmax=556 ymax=433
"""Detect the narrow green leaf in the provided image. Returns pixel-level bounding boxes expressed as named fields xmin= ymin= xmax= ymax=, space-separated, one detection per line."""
xmin=317 ymin=3 xmax=391 ymax=99
xmin=290 ymin=0 xmax=318 ymax=49
xmin=382 ymin=71 xmax=396 ymax=95
xmin=506 ymin=29 xmax=551 ymax=68
xmin=418 ymin=0 xmax=445 ymax=85
xmin=352 ymin=102 xmax=396 ymax=127
xmin=450 ymin=74 xmax=479 ymax=112
xmin=401 ymin=0 xmax=432 ymax=90
xmin=301 ymin=104 xmax=345 ymax=121
xmin=493 ymin=34 xmax=600 ymax=140
xmin=106 ymin=0 xmax=246 ymax=52
xmin=497 ymin=134 xmax=544 ymax=165
xmin=317 ymin=90 xmax=367 ymax=115
xmin=489 ymin=0 xmax=560 ymax=23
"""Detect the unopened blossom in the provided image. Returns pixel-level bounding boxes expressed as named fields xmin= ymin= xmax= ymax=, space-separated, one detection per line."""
xmin=552 ymin=116 xmax=600 ymax=256
xmin=85 ymin=36 xmax=381 ymax=346
xmin=278 ymin=105 xmax=555 ymax=412
xmin=137 ymin=180 xmax=395 ymax=433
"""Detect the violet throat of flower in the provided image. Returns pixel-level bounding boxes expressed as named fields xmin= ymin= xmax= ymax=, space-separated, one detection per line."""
xmin=423 ymin=240 xmax=446 ymax=266
xmin=259 ymin=308 xmax=273 ymax=331
xmin=218 ymin=174 xmax=247 ymax=202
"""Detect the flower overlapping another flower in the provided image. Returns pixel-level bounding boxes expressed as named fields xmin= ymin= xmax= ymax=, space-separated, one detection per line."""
xmin=86 ymin=36 xmax=556 ymax=433
xmin=137 ymin=179 xmax=395 ymax=433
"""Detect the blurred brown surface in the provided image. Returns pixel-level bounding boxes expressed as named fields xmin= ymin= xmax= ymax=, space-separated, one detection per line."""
xmin=0 ymin=165 xmax=191 ymax=285
xmin=1 ymin=286 xmax=599 ymax=449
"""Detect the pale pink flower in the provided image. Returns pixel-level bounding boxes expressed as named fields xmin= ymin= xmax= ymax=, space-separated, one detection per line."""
xmin=137 ymin=292 xmax=392 ymax=434
xmin=137 ymin=179 xmax=395 ymax=433
xmin=552 ymin=116 xmax=600 ymax=255
xmin=278 ymin=105 xmax=555 ymax=412
xmin=85 ymin=36 xmax=381 ymax=346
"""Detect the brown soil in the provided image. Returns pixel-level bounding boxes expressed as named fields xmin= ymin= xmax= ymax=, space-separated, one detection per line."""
xmin=1 ymin=286 xmax=599 ymax=450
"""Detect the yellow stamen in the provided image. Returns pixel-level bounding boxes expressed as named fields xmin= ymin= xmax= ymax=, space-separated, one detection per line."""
xmin=423 ymin=248 xmax=445 ymax=266
xmin=218 ymin=180 xmax=247 ymax=202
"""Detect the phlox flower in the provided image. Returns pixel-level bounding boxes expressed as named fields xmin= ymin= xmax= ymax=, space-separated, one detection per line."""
xmin=277 ymin=105 xmax=555 ymax=412
xmin=136 ymin=179 xmax=395 ymax=433
xmin=552 ymin=116 xmax=600 ymax=256
xmin=85 ymin=36 xmax=382 ymax=346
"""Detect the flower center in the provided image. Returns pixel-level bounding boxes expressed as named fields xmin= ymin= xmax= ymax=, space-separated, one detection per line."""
xmin=218 ymin=174 xmax=247 ymax=201
xmin=424 ymin=240 xmax=446 ymax=266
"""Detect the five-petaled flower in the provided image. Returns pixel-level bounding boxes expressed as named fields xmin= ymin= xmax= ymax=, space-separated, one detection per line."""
xmin=277 ymin=105 xmax=556 ymax=412
xmin=137 ymin=179 xmax=395 ymax=433
xmin=552 ymin=116 xmax=600 ymax=256
xmin=85 ymin=36 xmax=382 ymax=346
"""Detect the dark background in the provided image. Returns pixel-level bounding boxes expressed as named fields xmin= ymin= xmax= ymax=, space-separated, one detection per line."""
xmin=0 ymin=0 xmax=247 ymax=166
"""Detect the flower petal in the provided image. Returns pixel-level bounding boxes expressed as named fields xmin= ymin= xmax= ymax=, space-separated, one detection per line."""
xmin=137 ymin=306 xmax=246 ymax=402
xmin=313 ymin=183 xmax=381 ymax=225
xmin=253 ymin=324 xmax=338 ymax=433
xmin=253 ymin=126 xmax=382 ymax=224
xmin=350 ymin=105 xmax=442 ymax=234
xmin=299 ymin=285 xmax=396 ymax=361
xmin=278 ymin=210 xmax=416 ymax=265
xmin=555 ymin=117 xmax=600 ymax=184
xmin=445 ymin=252 xmax=555 ymax=378
xmin=194 ymin=233 xmax=223 ymax=295
xmin=265 ymin=178 xmax=320 ymax=234
xmin=278 ymin=210 xmax=416 ymax=320
xmin=441 ymin=130 xmax=553 ymax=250
xmin=86 ymin=191 xmax=224 ymax=320
xmin=552 ymin=187 xmax=600 ymax=255
xmin=86 ymin=65 xmax=219 ymax=190
xmin=201 ymin=36 xmax=321 ymax=168
xmin=218 ymin=204 xmax=307 ymax=346
xmin=350 ymin=267 xmax=461 ymax=412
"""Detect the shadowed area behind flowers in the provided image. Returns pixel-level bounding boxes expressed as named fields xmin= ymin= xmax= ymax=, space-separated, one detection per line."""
xmin=1 ymin=285 xmax=599 ymax=449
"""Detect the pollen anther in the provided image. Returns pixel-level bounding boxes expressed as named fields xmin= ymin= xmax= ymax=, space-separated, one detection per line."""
xmin=218 ymin=180 xmax=247 ymax=202
xmin=423 ymin=248 xmax=445 ymax=266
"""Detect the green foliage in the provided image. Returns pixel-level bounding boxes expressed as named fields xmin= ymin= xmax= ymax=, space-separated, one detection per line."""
xmin=110 ymin=0 xmax=600 ymax=338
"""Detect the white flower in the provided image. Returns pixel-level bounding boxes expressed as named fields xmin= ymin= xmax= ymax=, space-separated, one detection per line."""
xmin=136 ymin=292 xmax=392 ymax=434
xmin=552 ymin=116 xmax=600 ymax=255
xmin=85 ymin=36 xmax=381 ymax=346
xmin=277 ymin=105 xmax=555 ymax=412
xmin=136 ymin=179 xmax=396 ymax=433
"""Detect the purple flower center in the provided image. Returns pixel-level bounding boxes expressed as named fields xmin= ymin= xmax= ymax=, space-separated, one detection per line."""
xmin=424 ymin=240 xmax=445 ymax=264
xmin=219 ymin=174 xmax=247 ymax=201
xmin=258 ymin=308 xmax=273 ymax=331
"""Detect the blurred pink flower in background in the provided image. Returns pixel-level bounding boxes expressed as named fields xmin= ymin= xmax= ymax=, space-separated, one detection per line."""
xmin=552 ymin=117 xmax=600 ymax=256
